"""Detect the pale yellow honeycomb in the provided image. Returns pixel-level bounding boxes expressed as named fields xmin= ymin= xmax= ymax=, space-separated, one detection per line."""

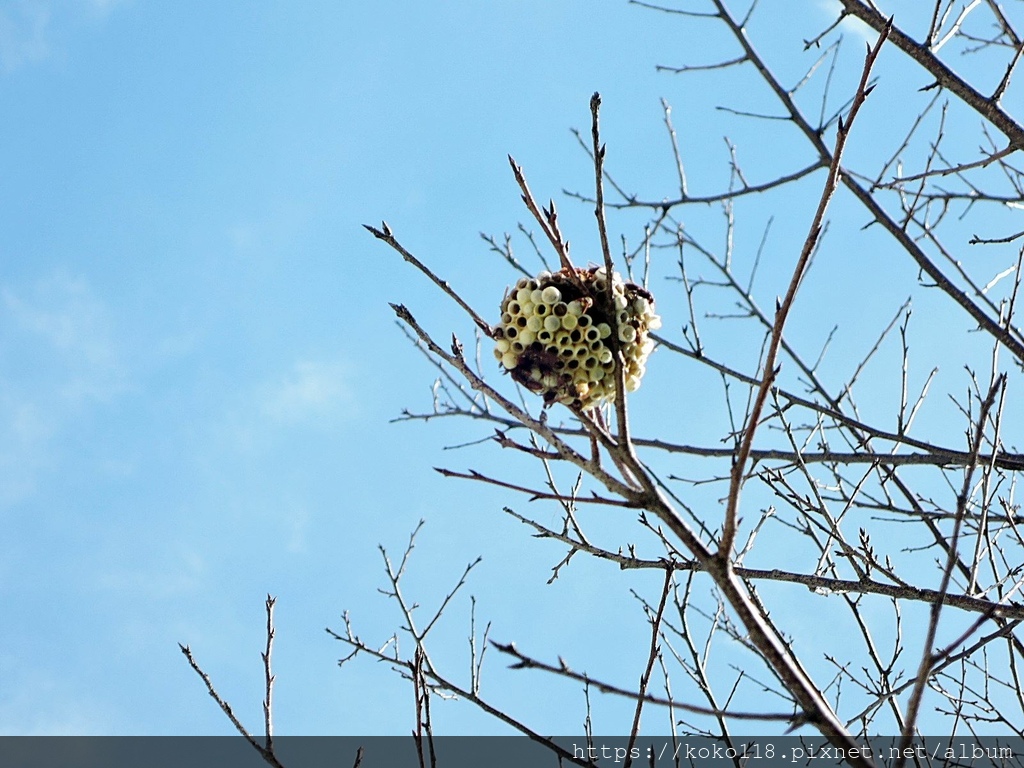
xmin=493 ymin=266 xmax=660 ymax=409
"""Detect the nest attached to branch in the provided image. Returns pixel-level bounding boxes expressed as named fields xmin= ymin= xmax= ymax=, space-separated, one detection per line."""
xmin=493 ymin=266 xmax=660 ymax=409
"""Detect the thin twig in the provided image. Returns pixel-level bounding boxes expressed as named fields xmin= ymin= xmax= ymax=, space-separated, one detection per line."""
xmin=720 ymin=18 xmax=891 ymax=558
xmin=839 ymin=0 xmax=1024 ymax=152
xmin=365 ymin=222 xmax=493 ymax=338
xmin=491 ymin=640 xmax=800 ymax=722
xmin=896 ymin=374 xmax=1006 ymax=763
xmin=262 ymin=595 xmax=276 ymax=753
xmin=625 ymin=568 xmax=674 ymax=768
xmin=179 ymin=642 xmax=285 ymax=768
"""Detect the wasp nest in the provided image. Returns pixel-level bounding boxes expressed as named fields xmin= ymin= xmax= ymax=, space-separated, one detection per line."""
xmin=492 ymin=266 xmax=661 ymax=409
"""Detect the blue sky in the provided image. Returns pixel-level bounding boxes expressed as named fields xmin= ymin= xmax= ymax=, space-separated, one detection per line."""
xmin=2 ymin=0 xmax=1020 ymax=739
xmin=0 ymin=0 xmax=729 ymax=737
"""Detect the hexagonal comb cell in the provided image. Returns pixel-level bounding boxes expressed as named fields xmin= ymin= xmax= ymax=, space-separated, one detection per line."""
xmin=493 ymin=266 xmax=661 ymax=409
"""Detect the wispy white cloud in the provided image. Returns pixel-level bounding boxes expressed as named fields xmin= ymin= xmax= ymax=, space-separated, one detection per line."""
xmin=0 ymin=270 xmax=128 ymax=507
xmin=82 ymin=0 xmax=126 ymax=14
xmin=96 ymin=547 xmax=206 ymax=599
xmin=0 ymin=657 xmax=111 ymax=734
xmin=0 ymin=0 xmax=127 ymax=73
xmin=259 ymin=359 xmax=354 ymax=426
xmin=283 ymin=501 xmax=309 ymax=553
xmin=213 ymin=356 xmax=355 ymax=461
xmin=1 ymin=270 xmax=127 ymax=403
xmin=0 ymin=397 xmax=56 ymax=507
xmin=815 ymin=0 xmax=875 ymax=44
xmin=0 ymin=1 xmax=51 ymax=72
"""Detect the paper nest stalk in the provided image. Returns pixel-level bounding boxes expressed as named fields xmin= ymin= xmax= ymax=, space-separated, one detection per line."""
xmin=492 ymin=266 xmax=661 ymax=409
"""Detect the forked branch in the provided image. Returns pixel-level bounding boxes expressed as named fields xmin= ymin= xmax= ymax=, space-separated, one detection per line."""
xmin=720 ymin=18 xmax=891 ymax=557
